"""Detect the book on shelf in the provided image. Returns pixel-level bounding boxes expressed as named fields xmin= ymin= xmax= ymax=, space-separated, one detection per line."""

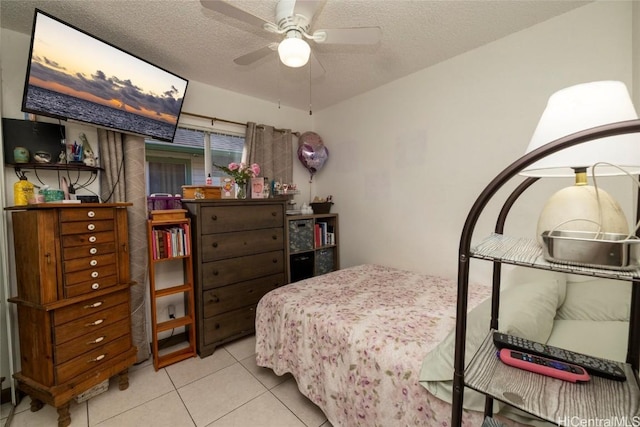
xmin=152 ymin=225 xmax=191 ymax=260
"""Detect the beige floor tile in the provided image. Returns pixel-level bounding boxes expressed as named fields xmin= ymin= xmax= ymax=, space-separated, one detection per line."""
xmin=240 ymin=354 xmax=292 ymax=389
xmin=207 ymin=391 xmax=306 ymax=427
xmin=223 ymin=335 xmax=256 ymax=361
xmin=178 ymin=362 xmax=266 ymax=426
xmin=272 ymin=378 xmax=328 ymax=427
xmin=92 ymin=391 xmax=194 ymax=427
xmin=165 ymin=348 xmax=236 ymax=389
xmin=1 ymin=402 xmax=12 ymax=420
xmin=8 ymin=400 xmax=88 ymax=427
xmin=88 ymin=363 xmax=174 ymax=425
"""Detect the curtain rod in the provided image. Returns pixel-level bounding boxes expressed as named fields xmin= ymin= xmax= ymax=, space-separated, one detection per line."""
xmin=181 ymin=111 xmax=300 ymax=136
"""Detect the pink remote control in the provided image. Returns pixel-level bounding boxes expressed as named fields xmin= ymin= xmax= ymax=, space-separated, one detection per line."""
xmin=498 ymin=349 xmax=590 ymax=383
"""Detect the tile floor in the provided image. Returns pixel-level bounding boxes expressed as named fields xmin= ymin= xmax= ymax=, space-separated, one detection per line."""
xmin=0 ymin=335 xmax=332 ymax=427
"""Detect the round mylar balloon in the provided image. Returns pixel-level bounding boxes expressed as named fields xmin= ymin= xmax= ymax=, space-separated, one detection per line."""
xmin=297 ymin=132 xmax=328 ymax=175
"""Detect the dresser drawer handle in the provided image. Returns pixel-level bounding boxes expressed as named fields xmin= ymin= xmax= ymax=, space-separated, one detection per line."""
xmin=271 ymin=212 xmax=277 ymax=216
xmin=84 ymin=301 xmax=103 ymax=309
xmin=90 ymin=354 xmax=106 ymax=363
xmin=210 ymin=295 xmax=220 ymax=303
xmin=91 ymin=272 xmax=99 ymax=278
xmin=90 ymin=260 xmax=98 ymax=266
xmin=90 ymin=247 xmax=98 ymax=255
xmin=91 ymin=283 xmax=100 ymax=290
xmin=214 ymin=323 xmax=220 ymax=329
xmin=272 ymin=258 xmax=278 ymax=264
xmin=212 ymin=242 xmax=218 ymax=248
xmin=211 ymin=215 xmax=217 ymax=221
xmin=89 ymin=336 xmax=105 ymax=344
xmin=87 ymin=224 xmax=96 ymax=231
xmin=86 ymin=319 xmax=104 ymax=327
xmin=89 ymin=236 xmax=97 ymax=243
xmin=87 ymin=211 xmax=96 ymax=218
xmin=272 ymin=235 xmax=277 ymax=240
xmin=213 ymin=270 xmax=219 ymax=276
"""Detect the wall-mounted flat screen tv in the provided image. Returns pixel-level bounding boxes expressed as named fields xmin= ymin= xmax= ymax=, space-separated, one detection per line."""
xmin=21 ymin=9 xmax=188 ymax=142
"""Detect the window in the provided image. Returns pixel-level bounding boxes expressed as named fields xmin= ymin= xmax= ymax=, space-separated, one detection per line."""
xmin=145 ymin=127 xmax=244 ymax=195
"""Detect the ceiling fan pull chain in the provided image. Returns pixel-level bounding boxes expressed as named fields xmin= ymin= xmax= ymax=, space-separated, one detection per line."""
xmin=309 ymin=60 xmax=312 ymax=116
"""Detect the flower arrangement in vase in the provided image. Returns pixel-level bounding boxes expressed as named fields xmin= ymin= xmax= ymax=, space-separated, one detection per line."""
xmin=213 ymin=162 xmax=260 ymax=199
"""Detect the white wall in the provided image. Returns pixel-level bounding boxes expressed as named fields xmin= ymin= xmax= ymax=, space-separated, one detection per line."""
xmin=312 ymin=0 xmax=636 ymax=283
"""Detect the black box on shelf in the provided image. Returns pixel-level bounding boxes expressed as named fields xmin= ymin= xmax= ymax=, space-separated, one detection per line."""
xmin=290 ymin=253 xmax=314 ymax=283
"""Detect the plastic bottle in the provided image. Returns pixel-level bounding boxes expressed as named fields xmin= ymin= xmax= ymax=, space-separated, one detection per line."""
xmin=14 ymin=173 xmax=35 ymax=206
xmin=206 ymin=173 xmax=213 ymax=186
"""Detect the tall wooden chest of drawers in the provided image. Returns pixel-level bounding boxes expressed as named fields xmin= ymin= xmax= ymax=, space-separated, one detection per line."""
xmin=7 ymin=203 xmax=137 ymax=427
xmin=182 ymin=199 xmax=287 ymax=357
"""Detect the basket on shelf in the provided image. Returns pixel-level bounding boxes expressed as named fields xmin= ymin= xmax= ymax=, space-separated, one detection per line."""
xmin=310 ymin=202 xmax=333 ymax=214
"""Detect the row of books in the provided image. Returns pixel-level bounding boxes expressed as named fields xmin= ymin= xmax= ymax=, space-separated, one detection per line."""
xmin=151 ymin=224 xmax=190 ymax=260
xmin=314 ymin=222 xmax=336 ymax=248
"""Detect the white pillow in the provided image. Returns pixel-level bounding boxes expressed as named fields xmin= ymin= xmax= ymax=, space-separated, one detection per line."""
xmin=556 ymin=279 xmax=631 ymax=321
xmin=419 ymin=278 xmax=562 ymax=411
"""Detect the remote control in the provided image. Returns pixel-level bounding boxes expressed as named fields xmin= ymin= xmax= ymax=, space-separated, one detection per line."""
xmin=493 ymin=331 xmax=626 ymax=381
xmin=497 ymin=349 xmax=590 ymax=382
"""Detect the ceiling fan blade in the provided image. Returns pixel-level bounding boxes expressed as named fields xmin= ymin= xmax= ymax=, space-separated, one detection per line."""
xmin=234 ymin=43 xmax=278 ymax=66
xmin=200 ymin=0 xmax=272 ymax=29
xmin=313 ymin=27 xmax=382 ymax=45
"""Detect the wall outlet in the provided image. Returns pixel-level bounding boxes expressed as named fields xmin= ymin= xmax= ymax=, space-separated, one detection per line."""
xmin=168 ymin=304 xmax=176 ymax=319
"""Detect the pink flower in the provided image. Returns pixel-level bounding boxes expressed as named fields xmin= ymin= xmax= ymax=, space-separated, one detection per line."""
xmin=228 ymin=162 xmax=240 ymax=171
xmin=251 ymin=163 xmax=260 ymax=176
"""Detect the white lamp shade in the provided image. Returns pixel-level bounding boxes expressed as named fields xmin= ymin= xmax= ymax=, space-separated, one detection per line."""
xmin=521 ymin=81 xmax=640 ymax=177
xmin=278 ymin=35 xmax=311 ymax=68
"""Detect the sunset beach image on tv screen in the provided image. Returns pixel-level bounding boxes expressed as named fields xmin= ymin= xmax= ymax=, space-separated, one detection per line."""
xmin=22 ymin=10 xmax=188 ymax=142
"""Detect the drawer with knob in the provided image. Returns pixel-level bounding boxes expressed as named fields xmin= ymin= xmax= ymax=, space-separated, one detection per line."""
xmin=55 ymin=318 xmax=129 ymax=364
xmin=203 ymin=304 xmax=258 ymax=346
xmin=60 ymin=219 xmax=115 ymax=236
xmin=54 ymin=301 xmax=129 ymax=345
xmin=203 ymin=273 xmax=285 ymax=317
xmin=202 ymin=250 xmax=283 ymax=289
xmin=54 ymin=290 xmax=129 ymax=325
xmin=64 ymin=253 xmax=117 ymax=273
xmin=62 ymin=231 xmax=115 ymax=248
xmin=201 ymin=228 xmax=283 ymax=262
xmin=55 ymin=334 xmax=131 ymax=384
xmin=200 ymin=205 xmax=283 ymax=234
xmin=62 ymin=242 xmax=116 ymax=260
xmin=64 ymin=274 xmax=118 ymax=298
xmin=59 ymin=208 xmax=115 ymax=222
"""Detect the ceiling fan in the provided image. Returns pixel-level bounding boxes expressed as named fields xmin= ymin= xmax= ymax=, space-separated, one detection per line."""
xmin=200 ymin=0 xmax=382 ymax=70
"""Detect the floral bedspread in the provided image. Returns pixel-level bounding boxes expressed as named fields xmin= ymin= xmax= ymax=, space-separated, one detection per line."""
xmin=255 ymin=264 xmax=495 ymax=426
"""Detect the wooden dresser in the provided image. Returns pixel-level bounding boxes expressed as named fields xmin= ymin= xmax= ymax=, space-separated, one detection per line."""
xmin=7 ymin=203 xmax=137 ymax=427
xmin=182 ymin=199 xmax=286 ymax=357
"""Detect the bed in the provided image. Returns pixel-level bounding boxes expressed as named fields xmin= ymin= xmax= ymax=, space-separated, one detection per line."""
xmin=255 ymin=264 xmax=631 ymax=426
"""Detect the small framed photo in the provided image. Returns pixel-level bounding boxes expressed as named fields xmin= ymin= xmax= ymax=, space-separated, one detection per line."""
xmin=221 ymin=178 xmax=235 ymax=199
xmin=251 ymin=177 xmax=265 ymax=199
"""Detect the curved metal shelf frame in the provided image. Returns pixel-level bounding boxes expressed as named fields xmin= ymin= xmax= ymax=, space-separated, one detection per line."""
xmin=451 ymin=119 xmax=640 ymax=426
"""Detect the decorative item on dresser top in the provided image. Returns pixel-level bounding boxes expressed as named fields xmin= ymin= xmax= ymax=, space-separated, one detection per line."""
xmin=5 ymin=203 xmax=137 ymax=427
xmin=182 ymin=198 xmax=287 ymax=357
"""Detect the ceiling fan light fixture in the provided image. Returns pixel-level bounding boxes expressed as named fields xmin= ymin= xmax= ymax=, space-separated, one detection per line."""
xmin=278 ymin=31 xmax=310 ymax=68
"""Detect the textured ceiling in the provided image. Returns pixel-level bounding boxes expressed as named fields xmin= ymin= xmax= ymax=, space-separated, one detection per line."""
xmin=1 ymin=0 xmax=591 ymax=112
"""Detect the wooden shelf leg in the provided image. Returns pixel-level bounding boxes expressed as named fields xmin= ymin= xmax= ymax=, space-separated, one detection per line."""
xmin=118 ymin=368 xmax=130 ymax=391
xmin=56 ymin=403 xmax=71 ymax=427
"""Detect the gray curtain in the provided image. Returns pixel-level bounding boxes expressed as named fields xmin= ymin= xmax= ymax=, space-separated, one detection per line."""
xmin=98 ymin=129 xmax=150 ymax=363
xmin=245 ymin=122 xmax=293 ymax=185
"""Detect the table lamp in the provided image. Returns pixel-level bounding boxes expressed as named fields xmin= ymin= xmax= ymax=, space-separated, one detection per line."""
xmin=520 ymin=81 xmax=640 ymax=242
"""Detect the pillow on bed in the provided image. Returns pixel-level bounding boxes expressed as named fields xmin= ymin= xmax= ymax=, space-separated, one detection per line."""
xmin=419 ymin=278 xmax=562 ymax=412
xmin=555 ymin=279 xmax=631 ymax=321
